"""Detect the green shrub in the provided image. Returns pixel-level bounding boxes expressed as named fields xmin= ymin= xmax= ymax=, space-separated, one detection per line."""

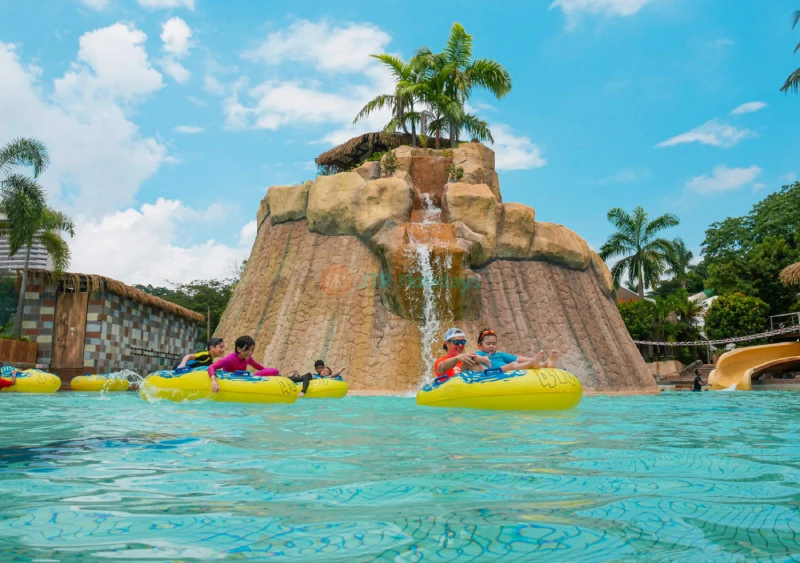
xmin=381 ymin=151 xmax=399 ymax=176
xmin=705 ymin=292 xmax=769 ymax=343
xmin=364 ymin=151 xmax=386 ymax=163
xmin=446 ymin=163 xmax=464 ymax=182
xmin=617 ymin=300 xmax=656 ymax=341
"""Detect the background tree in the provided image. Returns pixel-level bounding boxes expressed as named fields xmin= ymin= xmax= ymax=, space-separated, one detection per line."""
xmin=780 ymin=10 xmax=800 ymax=93
xmin=600 ymin=206 xmax=679 ymax=299
xmin=665 ymin=238 xmax=693 ymax=289
xmin=0 ymin=138 xmax=75 ymax=338
xmin=705 ymin=293 xmax=769 ymax=343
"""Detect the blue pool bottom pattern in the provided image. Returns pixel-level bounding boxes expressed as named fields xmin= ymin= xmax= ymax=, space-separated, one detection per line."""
xmin=2 ymin=392 xmax=800 ymax=561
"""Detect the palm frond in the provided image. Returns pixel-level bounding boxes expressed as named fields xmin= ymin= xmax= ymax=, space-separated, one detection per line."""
xmin=353 ymin=94 xmax=395 ymax=124
xmin=37 ymin=231 xmax=71 ymax=275
xmin=781 ymin=68 xmax=800 ymax=94
xmin=443 ymin=22 xmax=473 ymax=70
xmin=465 ymin=58 xmax=512 ymax=99
xmin=0 ymin=138 xmax=49 ymax=178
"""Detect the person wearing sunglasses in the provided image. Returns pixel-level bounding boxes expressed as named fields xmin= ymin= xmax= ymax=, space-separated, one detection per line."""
xmin=433 ymin=328 xmax=491 ymax=380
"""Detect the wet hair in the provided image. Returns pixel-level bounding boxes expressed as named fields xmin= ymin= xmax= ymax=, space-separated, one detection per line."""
xmin=234 ymin=335 xmax=256 ymax=352
xmin=207 ymin=337 xmax=224 ymax=349
xmin=477 ymin=328 xmax=496 ymax=345
xmin=314 ymin=359 xmax=325 ymax=368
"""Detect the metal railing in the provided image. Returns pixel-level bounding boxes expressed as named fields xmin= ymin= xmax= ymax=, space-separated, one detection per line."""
xmin=770 ymin=312 xmax=800 ymax=332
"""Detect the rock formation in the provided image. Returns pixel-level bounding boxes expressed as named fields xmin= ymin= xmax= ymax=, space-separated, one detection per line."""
xmin=217 ymin=142 xmax=657 ymax=394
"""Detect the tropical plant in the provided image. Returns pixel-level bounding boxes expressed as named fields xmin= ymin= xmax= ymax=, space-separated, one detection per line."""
xmin=617 ymin=299 xmax=656 ymax=341
xmin=665 ymin=238 xmax=693 ymax=289
xmin=781 ymin=10 xmax=800 ymax=93
xmin=0 ymin=138 xmax=75 ymax=338
xmin=599 ymin=206 xmax=680 ymax=299
xmin=381 ymin=151 xmax=399 ymax=176
xmin=446 ymin=163 xmax=464 ymax=182
xmin=414 ymin=23 xmax=512 ymax=148
xmin=704 ymin=292 xmax=769 ymax=343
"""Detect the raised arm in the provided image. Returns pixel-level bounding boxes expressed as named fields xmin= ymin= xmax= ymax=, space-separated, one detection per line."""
xmin=177 ymin=353 xmax=195 ymax=368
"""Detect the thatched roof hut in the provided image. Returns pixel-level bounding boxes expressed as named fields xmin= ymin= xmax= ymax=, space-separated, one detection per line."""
xmin=780 ymin=262 xmax=800 ymax=287
xmin=315 ymin=132 xmax=413 ymax=173
xmin=18 ymin=269 xmax=204 ymax=322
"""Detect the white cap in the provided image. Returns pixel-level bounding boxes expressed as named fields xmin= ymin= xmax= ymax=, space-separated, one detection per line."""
xmin=443 ymin=328 xmax=466 ymax=341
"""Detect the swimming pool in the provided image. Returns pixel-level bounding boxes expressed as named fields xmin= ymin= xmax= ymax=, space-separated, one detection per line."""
xmin=2 ymin=392 xmax=799 ymax=562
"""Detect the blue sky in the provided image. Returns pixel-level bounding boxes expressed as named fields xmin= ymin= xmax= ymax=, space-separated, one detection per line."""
xmin=0 ymin=0 xmax=798 ymax=284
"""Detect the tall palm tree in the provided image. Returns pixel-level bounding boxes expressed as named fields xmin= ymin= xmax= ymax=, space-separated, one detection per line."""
xmin=600 ymin=206 xmax=680 ymax=300
xmin=416 ymin=23 xmax=512 ymax=148
xmin=0 ymin=138 xmax=75 ymax=338
xmin=354 ymin=54 xmax=422 ymax=146
xmin=665 ymin=238 xmax=694 ymax=289
xmin=781 ymin=10 xmax=800 ymax=93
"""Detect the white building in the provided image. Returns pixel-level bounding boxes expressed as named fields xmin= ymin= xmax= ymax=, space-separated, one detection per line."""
xmin=0 ymin=214 xmax=52 ymax=271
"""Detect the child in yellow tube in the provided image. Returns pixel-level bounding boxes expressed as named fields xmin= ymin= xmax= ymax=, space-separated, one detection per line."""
xmin=475 ymin=328 xmax=560 ymax=371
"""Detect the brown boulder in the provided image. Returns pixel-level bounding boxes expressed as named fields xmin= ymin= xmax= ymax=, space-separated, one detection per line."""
xmin=353 ymin=160 xmax=381 ymax=181
xmin=452 ymin=220 xmax=495 ymax=267
xmin=306 ymin=172 xmax=364 ymax=236
xmin=442 ymin=182 xmax=498 ymax=247
xmin=591 ymin=251 xmax=615 ymax=297
xmin=267 ymin=181 xmax=310 ymax=225
xmin=354 ymin=177 xmax=414 ymax=240
xmin=453 ymin=142 xmax=501 ymax=201
xmin=497 ymin=203 xmax=535 ymax=259
xmin=529 ymin=222 xmax=591 ymax=270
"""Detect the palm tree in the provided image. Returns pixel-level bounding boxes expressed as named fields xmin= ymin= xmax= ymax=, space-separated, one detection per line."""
xmin=415 ymin=23 xmax=512 ymax=148
xmin=354 ymin=54 xmax=422 ymax=146
xmin=0 ymin=138 xmax=75 ymax=338
xmin=781 ymin=10 xmax=800 ymax=93
xmin=665 ymin=238 xmax=694 ymax=289
xmin=599 ymin=206 xmax=680 ymax=300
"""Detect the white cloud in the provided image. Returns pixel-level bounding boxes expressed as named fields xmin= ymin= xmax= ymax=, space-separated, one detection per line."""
xmin=657 ymin=119 xmax=754 ymax=149
xmin=54 ymin=23 xmax=164 ymax=108
xmin=596 ymin=168 xmax=651 ymax=185
xmin=80 ymin=0 xmax=110 ymax=9
xmin=685 ymin=165 xmax=762 ymax=194
xmin=70 ymin=199 xmax=251 ymax=285
xmin=753 ymin=182 xmax=766 ymax=192
xmin=551 ymin=0 xmax=653 ymax=22
xmin=161 ymin=17 xmax=192 ymax=57
xmin=730 ymin=101 xmax=766 ymax=115
xmin=186 ymin=95 xmax=206 ymax=106
xmin=490 ymin=124 xmax=546 ymax=170
xmin=203 ymin=75 xmax=225 ymax=95
xmin=244 ymin=20 xmax=391 ymax=73
xmin=779 ymin=172 xmax=797 ymax=184
xmin=174 ymin=125 xmax=203 ymax=133
xmin=238 ymin=220 xmax=257 ymax=246
xmin=136 ymin=0 xmax=195 ymax=10
xmin=0 ymin=35 xmax=166 ymax=216
xmin=160 ymin=58 xmax=190 ymax=83
xmin=709 ymin=38 xmax=734 ymax=47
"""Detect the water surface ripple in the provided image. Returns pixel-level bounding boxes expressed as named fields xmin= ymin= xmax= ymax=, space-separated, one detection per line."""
xmin=2 ymin=392 xmax=800 ymax=562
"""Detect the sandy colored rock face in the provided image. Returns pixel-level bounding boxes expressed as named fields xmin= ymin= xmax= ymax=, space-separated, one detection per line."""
xmin=442 ymin=183 xmax=498 ymax=248
xmin=452 ymin=220 xmax=494 ymax=267
xmin=267 ymin=182 xmax=310 ymax=225
xmin=453 ymin=142 xmax=501 ymax=201
xmin=497 ymin=203 xmax=535 ymax=259
xmin=530 ymin=222 xmax=591 ymax=270
xmin=306 ymin=172 xmax=364 ymax=236
xmin=590 ymin=251 xmax=614 ymax=297
xmin=353 ymin=160 xmax=381 ymax=181
xmin=353 ymin=177 xmax=414 ymax=240
xmin=256 ymin=196 xmax=269 ymax=229
xmin=216 ymin=219 xmax=656 ymax=393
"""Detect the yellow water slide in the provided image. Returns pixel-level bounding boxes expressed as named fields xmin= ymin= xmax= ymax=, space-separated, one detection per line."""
xmin=708 ymin=342 xmax=800 ymax=390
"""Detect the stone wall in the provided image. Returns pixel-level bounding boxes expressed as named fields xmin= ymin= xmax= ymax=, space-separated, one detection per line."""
xmin=21 ymin=281 xmax=200 ymax=374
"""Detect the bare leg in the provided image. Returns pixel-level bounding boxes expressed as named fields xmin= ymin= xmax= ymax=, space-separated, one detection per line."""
xmin=543 ymin=349 xmax=560 ymax=368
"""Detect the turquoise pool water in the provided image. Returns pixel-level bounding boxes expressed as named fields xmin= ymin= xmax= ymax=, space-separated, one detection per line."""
xmin=2 ymin=392 xmax=800 ymax=562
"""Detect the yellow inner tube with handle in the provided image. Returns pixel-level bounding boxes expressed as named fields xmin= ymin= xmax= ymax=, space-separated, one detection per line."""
xmin=416 ymin=368 xmax=582 ymax=411
xmin=0 ymin=368 xmax=61 ymax=394
xmin=299 ymin=376 xmax=349 ymax=399
xmin=71 ymin=374 xmax=130 ymax=392
xmin=140 ymin=366 xmax=298 ymax=404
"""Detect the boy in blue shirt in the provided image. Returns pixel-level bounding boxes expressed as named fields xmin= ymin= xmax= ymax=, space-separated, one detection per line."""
xmin=475 ymin=328 xmax=559 ymax=371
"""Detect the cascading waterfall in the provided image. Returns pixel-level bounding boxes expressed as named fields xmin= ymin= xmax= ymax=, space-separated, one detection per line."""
xmin=407 ymin=191 xmax=447 ymax=384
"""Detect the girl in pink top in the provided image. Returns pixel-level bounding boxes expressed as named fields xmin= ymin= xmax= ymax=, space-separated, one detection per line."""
xmin=207 ymin=335 xmax=279 ymax=393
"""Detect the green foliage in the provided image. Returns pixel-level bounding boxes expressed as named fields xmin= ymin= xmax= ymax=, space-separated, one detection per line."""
xmin=364 ymin=151 xmax=386 ymax=163
xmin=381 ymin=151 xmax=399 ymax=176
xmin=705 ymin=293 xmax=769 ymax=342
xmin=617 ymin=300 xmax=656 ymax=340
xmin=135 ymin=278 xmax=237 ymax=344
xmin=600 ymin=205 xmax=679 ymax=298
xmin=780 ymin=10 xmax=800 ymax=94
xmin=653 ymin=261 xmax=707 ymax=297
xmin=446 ymin=163 xmax=464 ymax=182
xmin=701 ymin=182 xmax=800 ymax=316
xmin=316 ymin=164 xmax=337 ymax=176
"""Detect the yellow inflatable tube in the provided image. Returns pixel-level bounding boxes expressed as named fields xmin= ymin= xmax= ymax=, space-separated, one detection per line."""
xmin=299 ymin=377 xmax=349 ymax=399
xmin=140 ymin=367 xmax=298 ymax=404
xmin=416 ymin=368 xmax=582 ymax=411
xmin=0 ymin=368 xmax=61 ymax=393
xmin=71 ymin=374 xmax=130 ymax=392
